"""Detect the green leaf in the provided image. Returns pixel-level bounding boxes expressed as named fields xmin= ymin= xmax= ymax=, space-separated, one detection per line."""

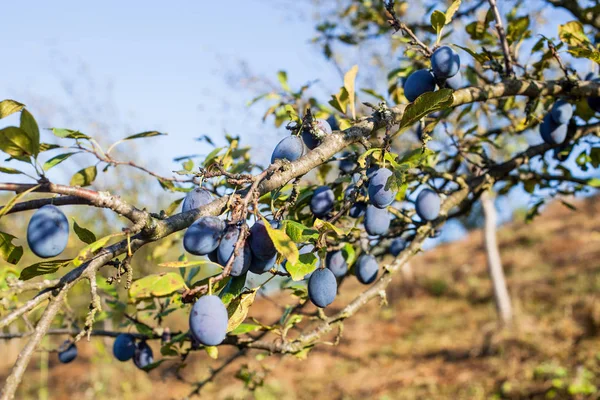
xmin=226 ymin=289 xmax=257 ymax=332
xmin=164 ymin=198 xmax=184 ymax=216
xmin=329 ymin=87 xmax=349 ymax=114
xmin=228 ymin=323 xmax=261 ymax=336
xmin=399 ymin=89 xmax=454 ymax=130
xmin=219 ymin=275 xmax=248 ymax=306
xmin=431 ymin=10 xmax=446 ymax=43
xmin=0 ymin=100 xmax=25 ymax=119
xmin=72 ymin=233 xmax=121 ymax=267
xmin=19 ymin=259 xmax=71 ymax=281
xmin=0 ymin=167 xmax=25 ymax=175
xmin=260 ymin=216 xmax=299 ymax=265
xmin=0 ymin=184 xmax=41 ymax=219
xmin=129 ymin=272 xmax=187 ymax=299
xmin=43 ymin=152 xmax=77 ymax=171
xmin=285 ymin=253 xmax=319 ymax=281
xmin=122 ymin=131 xmax=166 ymax=141
xmin=52 ymin=128 xmax=90 ymax=140
xmin=313 ymin=218 xmax=345 ymax=236
xmin=0 ymin=232 xmax=24 ymax=265
xmin=20 ymin=110 xmax=40 ymax=158
xmin=356 ymin=147 xmax=383 ymax=168
xmin=341 ymin=243 xmax=357 ymax=267
xmin=158 ymin=260 xmax=221 ymax=269
xmin=72 ymin=219 xmax=96 ymax=245
xmin=343 ymin=65 xmax=359 ymax=120
xmin=277 ymin=70 xmax=291 ymax=92
xmin=587 ymin=178 xmax=600 ymax=187
xmin=70 ymin=165 xmax=97 ymax=187
xmin=454 ymin=45 xmax=489 ymax=64
xmin=282 ymin=220 xmax=319 ymax=242
xmin=39 ymin=143 xmax=60 ymax=152
xmin=140 ymin=359 xmax=166 ymax=372
xmin=0 ymin=127 xmax=34 ymax=158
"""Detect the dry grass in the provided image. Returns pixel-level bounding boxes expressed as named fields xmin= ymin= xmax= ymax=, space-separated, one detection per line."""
xmin=2 ymin=196 xmax=600 ymax=399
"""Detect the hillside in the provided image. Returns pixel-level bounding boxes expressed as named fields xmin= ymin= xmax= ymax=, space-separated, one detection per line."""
xmin=2 ymin=196 xmax=600 ymax=400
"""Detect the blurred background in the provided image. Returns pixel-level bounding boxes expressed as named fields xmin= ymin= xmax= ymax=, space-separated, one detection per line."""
xmin=1 ymin=0 xmax=600 ymax=399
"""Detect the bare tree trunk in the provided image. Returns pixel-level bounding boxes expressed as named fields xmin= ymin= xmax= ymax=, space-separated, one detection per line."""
xmin=481 ymin=190 xmax=513 ymax=325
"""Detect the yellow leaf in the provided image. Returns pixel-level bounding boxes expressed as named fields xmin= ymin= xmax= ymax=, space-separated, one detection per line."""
xmin=226 ymin=289 xmax=257 ymax=332
xmin=343 ymin=65 xmax=359 ymax=120
xmin=260 ymin=216 xmax=299 ymax=265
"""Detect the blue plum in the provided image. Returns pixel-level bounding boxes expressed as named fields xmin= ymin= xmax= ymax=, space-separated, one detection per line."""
xmin=182 ymin=188 xmax=213 ymax=213
xmin=355 ymin=254 xmax=379 ymax=284
xmin=404 ymin=69 xmax=437 ymax=102
xmin=58 ymin=342 xmax=77 ymax=364
xmin=308 ymin=268 xmax=337 ymax=308
xmin=345 ymin=184 xmax=366 ymax=218
xmin=415 ymin=188 xmax=441 ymax=221
xmin=445 ymin=70 xmax=463 ymax=90
xmin=550 ymin=100 xmax=573 ymax=125
xmin=339 ymin=151 xmax=355 ymax=174
xmin=133 ymin=341 xmax=154 ymax=370
xmin=249 ymin=253 xmax=277 ymax=274
xmin=217 ymin=227 xmax=252 ymax=277
xmin=587 ymin=77 xmax=600 ymax=112
xmin=327 ymin=115 xmax=340 ymax=131
xmin=326 ymin=250 xmax=348 ymax=278
xmin=368 ymin=168 xmax=396 ymax=209
xmin=183 ymin=216 xmax=225 ymax=256
xmin=249 ymin=220 xmax=278 ymax=260
xmin=364 ymin=205 xmax=391 ymax=236
xmin=271 ymin=136 xmax=306 ymax=163
xmin=310 ymin=186 xmax=335 ymax=218
xmin=431 ymin=46 xmax=460 ymax=79
xmin=27 ymin=205 xmax=69 ymax=258
xmin=540 ymin=113 xmax=567 ymax=145
xmin=389 ymin=238 xmax=406 ymax=256
xmin=302 ymin=119 xmax=332 ymax=150
xmin=113 ymin=333 xmax=137 ymax=362
xmin=208 ymin=249 xmax=219 ymax=263
xmin=189 ymin=294 xmax=229 ymax=346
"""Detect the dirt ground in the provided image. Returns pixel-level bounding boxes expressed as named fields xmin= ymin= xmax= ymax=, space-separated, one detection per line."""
xmin=2 ymin=196 xmax=600 ymax=399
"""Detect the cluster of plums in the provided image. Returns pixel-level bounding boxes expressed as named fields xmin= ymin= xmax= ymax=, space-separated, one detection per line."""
xmin=271 ymin=116 xmax=335 ymax=164
xmin=57 ymin=333 xmax=153 ymax=370
xmin=404 ymin=45 xmax=462 ymax=102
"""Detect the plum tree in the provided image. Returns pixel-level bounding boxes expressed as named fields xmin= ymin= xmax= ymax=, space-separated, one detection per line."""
xmin=217 ymin=226 xmax=252 ymax=276
xmin=133 ymin=341 xmax=154 ymax=370
xmin=308 ymin=268 xmax=337 ymax=308
xmin=389 ymin=238 xmax=406 ymax=256
xmin=182 ymin=188 xmax=213 ymax=213
xmin=415 ymin=188 xmax=441 ymax=221
xmin=550 ymin=100 xmax=573 ymax=125
xmin=403 ymin=69 xmax=436 ymax=102
xmin=58 ymin=342 xmax=77 ymax=364
xmin=249 ymin=220 xmax=277 ymax=260
xmin=183 ymin=216 xmax=225 ymax=256
xmin=113 ymin=333 xmax=137 ymax=362
xmin=364 ymin=205 xmax=391 ymax=236
xmin=325 ymin=250 xmax=348 ymax=278
xmin=189 ymin=295 xmax=229 ymax=346
xmin=368 ymin=167 xmax=396 ymax=208
xmin=3 ymin=1 xmax=600 ymax=397
xmin=310 ymin=185 xmax=335 ymax=217
xmin=431 ymin=45 xmax=460 ymax=79
xmin=271 ymin=135 xmax=305 ymax=163
xmin=540 ymin=113 xmax=568 ymax=145
xmin=355 ymin=254 xmax=379 ymax=285
xmin=26 ymin=205 xmax=69 ymax=259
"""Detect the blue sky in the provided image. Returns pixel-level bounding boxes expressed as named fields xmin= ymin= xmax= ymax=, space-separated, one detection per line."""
xmin=0 ymin=0 xmax=342 ymax=175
